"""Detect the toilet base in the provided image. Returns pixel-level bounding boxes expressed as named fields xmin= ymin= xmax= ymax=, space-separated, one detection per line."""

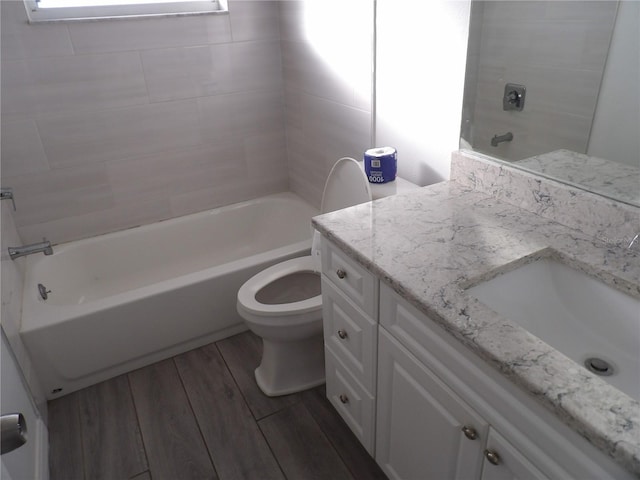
xmin=254 ymin=333 xmax=325 ymax=397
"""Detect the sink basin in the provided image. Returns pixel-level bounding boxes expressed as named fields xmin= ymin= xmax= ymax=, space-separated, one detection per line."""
xmin=467 ymin=258 xmax=640 ymax=401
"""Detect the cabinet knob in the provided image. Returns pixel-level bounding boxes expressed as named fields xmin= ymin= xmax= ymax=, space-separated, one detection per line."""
xmin=337 ymin=330 xmax=348 ymax=339
xmin=339 ymin=394 xmax=349 ymax=404
xmin=336 ymin=269 xmax=347 ymax=279
xmin=484 ymin=450 xmax=501 ymax=466
xmin=461 ymin=425 xmax=478 ymax=440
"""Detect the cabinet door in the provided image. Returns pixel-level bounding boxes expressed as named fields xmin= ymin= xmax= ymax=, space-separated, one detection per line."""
xmin=480 ymin=428 xmax=548 ymax=480
xmin=376 ymin=328 xmax=488 ymax=480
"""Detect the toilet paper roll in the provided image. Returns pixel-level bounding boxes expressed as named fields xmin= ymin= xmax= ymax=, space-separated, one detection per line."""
xmin=364 ymin=147 xmax=397 ymax=184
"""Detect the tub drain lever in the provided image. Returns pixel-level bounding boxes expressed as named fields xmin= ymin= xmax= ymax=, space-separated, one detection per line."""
xmin=38 ymin=283 xmax=51 ymax=300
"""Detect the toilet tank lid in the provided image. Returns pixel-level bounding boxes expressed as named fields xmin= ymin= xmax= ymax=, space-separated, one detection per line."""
xmin=320 ymin=157 xmax=372 ymax=214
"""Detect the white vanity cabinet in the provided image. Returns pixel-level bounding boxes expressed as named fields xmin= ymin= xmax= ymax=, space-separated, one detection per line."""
xmin=320 ymin=237 xmax=633 ymax=480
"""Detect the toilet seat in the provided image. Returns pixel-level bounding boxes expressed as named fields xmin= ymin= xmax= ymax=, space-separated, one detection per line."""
xmin=237 ymin=256 xmax=322 ymax=320
xmin=238 ymin=157 xmax=372 ymax=324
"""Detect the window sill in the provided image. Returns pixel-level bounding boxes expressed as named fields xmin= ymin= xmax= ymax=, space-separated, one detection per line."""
xmin=24 ymin=0 xmax=228 ymax=24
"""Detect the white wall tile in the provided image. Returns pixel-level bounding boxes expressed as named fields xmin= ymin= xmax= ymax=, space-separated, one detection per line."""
xmin=0 ymin=0 xmax=73 ymax=61
xmin=7 ymin=163 xmax=113 ymax=228
xmin=68 ymin=14 xmax=232 ymax=54
xmin=280 ymin=0 xmax=374 ymax=208
xmin=228 ymin=0 xmax=281 ymax=42
xmin=37 ymin=99 xmax=202 ymax=168
xmin=105 ymin=142 xmax=247 ymax=204
xmin=1 ymin=119 xmax=50 ymax=177
xmin=243 ymin=131 xmax=288 ymax=182
xmin=141 ymin=40 xmax=282 ymax=102
xmin=141 ymin=44 xmax=234 ymax=102
xmin=2 ymin=52 xmax=148 ymax=118
xmin=281 ymin=39 xmax=356 ymax=107
xmin=197 ymin=89 xmax=285 ymax=145
xmin=17 ymin=197 xmax=172 ymax=245
xmin=229 ymin=40 xmax=283 ymax=93
xmin=277 ymin=1 xmax=306 ymax=43
xmin=169 ymin=176 xmax=288 ymax=218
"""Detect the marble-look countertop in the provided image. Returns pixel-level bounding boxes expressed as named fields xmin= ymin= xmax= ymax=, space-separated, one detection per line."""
xmin=312 ymin=181 xmax=640 ymax=475
xmin=515 ymin=149 xmax=640 ymax=206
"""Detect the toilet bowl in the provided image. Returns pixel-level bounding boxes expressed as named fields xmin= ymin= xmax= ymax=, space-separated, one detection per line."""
xmin=237 ymin=157 xmax=372 ymax=397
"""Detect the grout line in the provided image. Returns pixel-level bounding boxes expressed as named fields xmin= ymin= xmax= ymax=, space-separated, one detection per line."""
xmin=255 ymin=414 xmax=289 ymax=480
xmin=171 ymin=356 xmax=221 ymax=480
xmin=126 ymin=373 xmax=153 ymax=478
xmin=213 ymin=338 xmax=262 ymax=420
xmin=73 ymin=392 xmax=88 ymax=480
xmin=214 ymin=334 xmax=295 ymax=479
xmin=298 ymin=399 xmax=355 ymax=471
xmin=129 ymin=469 xmax=152 ymax=480
xmin=254 ymin=400 xmax=302 ymax=424
xmin=301 ymin=389 xmax=368 ymax=480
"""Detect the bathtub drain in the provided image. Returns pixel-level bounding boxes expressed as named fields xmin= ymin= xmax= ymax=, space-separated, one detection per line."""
xmin=584 ymin=357 xmax=614 ymax=376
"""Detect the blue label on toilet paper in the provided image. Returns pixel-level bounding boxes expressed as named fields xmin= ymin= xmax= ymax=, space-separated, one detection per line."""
xmin=364 ymin=147 xmax=397 ymax=184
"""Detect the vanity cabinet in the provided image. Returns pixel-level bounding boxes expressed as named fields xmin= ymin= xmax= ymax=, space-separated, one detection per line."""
xmin=320 ymin=239 xmax=378 ymax=454
xmin=320 ymin=237 xmax=632 ymax=480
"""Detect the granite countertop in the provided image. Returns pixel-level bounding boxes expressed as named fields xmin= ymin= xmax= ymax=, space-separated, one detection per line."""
xmin=311 ymin=181 xmax=640 ymax=475
xmin=515 ymin=149 xmax=640 ymax=206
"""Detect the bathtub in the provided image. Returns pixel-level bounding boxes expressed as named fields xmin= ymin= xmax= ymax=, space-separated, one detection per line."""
xmin=20 ymin=192 xmax=318 ymax=399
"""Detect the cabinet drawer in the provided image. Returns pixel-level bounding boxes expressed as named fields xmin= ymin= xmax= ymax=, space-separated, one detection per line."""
xmin=322 ymin=276 xmax=377 ymax=391
xmin=321 ymin=238 xmax=378 ymax=318
xmin=325 ymin=347 xmax=376 ymax=455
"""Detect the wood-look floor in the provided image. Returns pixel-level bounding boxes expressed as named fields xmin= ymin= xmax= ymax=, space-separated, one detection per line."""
xmin=48 ymin=331 xmax=387 ymax=480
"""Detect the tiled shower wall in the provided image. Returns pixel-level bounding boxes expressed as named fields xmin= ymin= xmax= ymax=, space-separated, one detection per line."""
xmin=1 ymin=0 xmax=289 ymax=244
xmin=1 ymin=0 xmax=374 ymax=245
xmin=465 ymin=1 xmax=617 ymax=161
xmin=279 ymin=1 xmax=373 ymax=209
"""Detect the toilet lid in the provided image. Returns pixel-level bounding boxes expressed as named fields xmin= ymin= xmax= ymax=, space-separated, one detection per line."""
xmin=320 ymin=157 xmax=372 ymax=214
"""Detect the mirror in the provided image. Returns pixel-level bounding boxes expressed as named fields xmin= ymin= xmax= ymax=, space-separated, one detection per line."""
xmin=460 ymin=1 xmax=639 ymax=207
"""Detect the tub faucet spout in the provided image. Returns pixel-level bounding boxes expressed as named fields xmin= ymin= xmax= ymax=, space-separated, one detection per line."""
xmin=8 ymin=239 xmax=53 ymax=260
xmin=491 ymin=132 xmax=514 ymax=147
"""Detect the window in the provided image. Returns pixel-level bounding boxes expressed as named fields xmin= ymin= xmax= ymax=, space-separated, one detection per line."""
xmin=23 ymin=0 xmax=227 ymax=22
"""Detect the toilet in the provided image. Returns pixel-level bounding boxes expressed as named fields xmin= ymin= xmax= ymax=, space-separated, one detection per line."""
xmin=236 ymin=157 xmax=373 ymax=397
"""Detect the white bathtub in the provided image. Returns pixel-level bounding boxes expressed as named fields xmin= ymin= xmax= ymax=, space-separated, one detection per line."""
xmin=20 ymin=192 xmax=318 ymax=398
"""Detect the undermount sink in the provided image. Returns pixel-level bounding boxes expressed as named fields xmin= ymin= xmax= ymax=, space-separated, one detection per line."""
xmin=467 ymin=257 xmax=640 ymax=401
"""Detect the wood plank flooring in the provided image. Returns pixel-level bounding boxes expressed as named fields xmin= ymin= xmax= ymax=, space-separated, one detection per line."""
xmin=48 ymin=331 xmax=387 ymax=480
